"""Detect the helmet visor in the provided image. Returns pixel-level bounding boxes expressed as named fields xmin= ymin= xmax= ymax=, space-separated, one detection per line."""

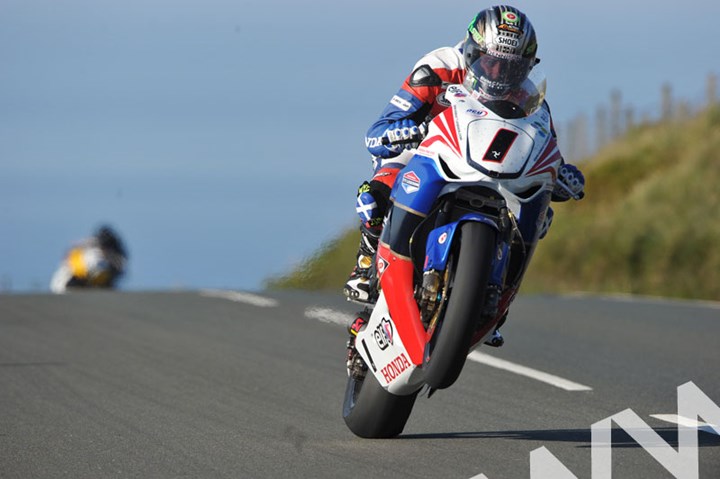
xmin=466 ymin=48 xmax=533 ymax=97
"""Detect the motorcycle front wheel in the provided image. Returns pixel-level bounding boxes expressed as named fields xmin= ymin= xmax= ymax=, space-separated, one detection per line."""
xmin=342 ymin=369 xmax=419 ymax=439
xmin=423 ymin=221 xmax=496 ymax=390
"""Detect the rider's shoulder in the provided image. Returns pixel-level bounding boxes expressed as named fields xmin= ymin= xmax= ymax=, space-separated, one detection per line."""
xmin=412 ymin=45 xmax=464 ymax=72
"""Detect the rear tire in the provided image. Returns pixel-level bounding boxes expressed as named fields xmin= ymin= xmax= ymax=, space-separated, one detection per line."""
xmin=342 ymin=370 xmax=419 ymax=438
xmin=423 ymin=221 xmax=496 ymax=389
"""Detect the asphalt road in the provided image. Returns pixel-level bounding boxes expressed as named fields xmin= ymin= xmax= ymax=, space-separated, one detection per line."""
xmin=1 ymin=290 xmax=719 ymax=478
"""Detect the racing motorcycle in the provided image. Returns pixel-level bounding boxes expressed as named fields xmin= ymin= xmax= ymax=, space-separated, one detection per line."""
xmin=342 ymin=71 xmax=582 ymax=438
xmin=50 ymin=244 xmax=125 ymax=293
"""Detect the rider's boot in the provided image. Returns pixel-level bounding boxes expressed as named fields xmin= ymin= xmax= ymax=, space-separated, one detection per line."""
xmin=343 ymin=221 xmax=381 ymax=303
xmin=484 ymin=329 xmax=505 ymax=347
xmin=484 ymin=311 xmax=508 ymax=348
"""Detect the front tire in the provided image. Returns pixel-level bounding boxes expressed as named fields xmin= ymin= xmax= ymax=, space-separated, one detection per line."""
xmin=342 ymin=370 xmax=419 ymax=438
xmin=423 ymin=221 xmax=496 ymax=389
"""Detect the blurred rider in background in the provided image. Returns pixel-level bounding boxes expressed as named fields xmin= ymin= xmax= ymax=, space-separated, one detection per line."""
xmin=50 ymin=225 xmax=128 ymax=293
xmin=343 ymin=5 xmax=585 ymax=332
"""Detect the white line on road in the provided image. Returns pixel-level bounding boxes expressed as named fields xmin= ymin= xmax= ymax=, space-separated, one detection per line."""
xmin=304 ymin=307 xmax=350 ymax=326
xmin=650 ymin=414 xmax=720 ymax=435
xmin=200 ymin=289 xmax=279 ymax=308
xmin=468 ymin=351 xmax=593 ymax=392
xmin=302 ymin=307 xmax=592 ymax=392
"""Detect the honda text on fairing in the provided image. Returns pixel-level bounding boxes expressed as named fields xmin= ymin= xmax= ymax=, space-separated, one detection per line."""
xmin=342 ymin=70 xmax=582 ymax=438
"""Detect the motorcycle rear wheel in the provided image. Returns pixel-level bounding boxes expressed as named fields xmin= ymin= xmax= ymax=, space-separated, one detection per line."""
xmin=423 ymin=221 xmax=496 ymax=389
xmin=342 ymin=369 xmax=419 ymax=438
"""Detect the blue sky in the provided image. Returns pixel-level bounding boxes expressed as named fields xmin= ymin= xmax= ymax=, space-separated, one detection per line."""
xmin=2 ymin=0 xmax=718 ymax=292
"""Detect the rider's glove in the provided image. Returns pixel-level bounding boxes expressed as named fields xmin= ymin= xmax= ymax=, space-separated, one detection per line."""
xmin=385 ymin=119 xmax=422 ymax=151
xmin=552 ymin=163 xmax=585 ymax=201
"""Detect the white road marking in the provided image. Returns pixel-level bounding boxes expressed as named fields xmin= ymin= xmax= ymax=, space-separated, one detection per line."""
xmin=304 ymin=307 xmax=350 ymax=326
xmin=468 ymin=475 xmax=489 ymax=479
xmin=199 ymin=289 xmax=278 ymax=308
xmin=566 ymin=291 xmax=720 ymax=310
xmin=301 ymin=307 xmax=592 ymax=392
xmin=467 ymin=351 xmax=593 ymax=392
xmin=650 ymin=414 xmax=720 ymax=435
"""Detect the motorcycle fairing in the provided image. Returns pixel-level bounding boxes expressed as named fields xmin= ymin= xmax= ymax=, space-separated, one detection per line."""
xmin=354 ymin=285 xmax=427 ymax=395
xmin=389 ymin=155 xmax=447 ymax=216
xmin=466 ymin=119 xmax=537 ymax=179
xmin=373 ymin=242 xmax=427 ymax=368
xmin=424 ymin=213 xmax=500 ymax=272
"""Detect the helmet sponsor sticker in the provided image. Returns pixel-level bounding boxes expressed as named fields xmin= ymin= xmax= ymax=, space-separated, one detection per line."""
xmin=497 ymin=23 xmax=523 ymax=35
xmin=497 ymin=36 xmax=519 ymax=47
xmin=502 ymin=11 xmax=519 ymax=23
xmin=401 ymin=171 xmax=421 ymax=194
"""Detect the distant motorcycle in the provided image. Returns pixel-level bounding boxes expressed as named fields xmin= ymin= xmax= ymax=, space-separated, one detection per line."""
xmin=50 ymin=227 xmax=127 ymax=293
xmin=343 ymin=71 xmax=581 ymax=438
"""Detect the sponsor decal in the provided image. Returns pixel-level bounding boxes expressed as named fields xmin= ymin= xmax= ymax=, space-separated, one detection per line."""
xmin=497 ymin=36 xmax=519 ymax=47
xmin=497 ymin=23 xmax=523 ymax=35
xmin=438 ymin=232 xmax=448 ymax=244
xmin=374 ymin=318 xmax=394 ymax=350
xmin=501 ymin=11 xmax=519 ymax=23
xmin=380 ymin=352 xmax=412 ymax=383
xmin=365 ymin=137 xmax=383 ymax=148
xmin=467 ymin=108 xmax=488 ymax=118
xmin=446 ymin=85 xmax=466 ymax=98
xmin=390 ymin=95 xmax=412 ymax=111
xmin=469 ymin=14 xmax=484 ymax=44
xmin=532 ymin=121 xmax=549 ymax=137
xmin=436 ymin=91 xmax=450 ymax=107
xmin=349 ymin=316 xmax=366 ymax=335
xmin=417 ymin=146 xmax=435 ymax=157
xmin=401 ymin=171 xmax=421 ymax=194
xmin=376 ymin=256 xmax=390 ymax=277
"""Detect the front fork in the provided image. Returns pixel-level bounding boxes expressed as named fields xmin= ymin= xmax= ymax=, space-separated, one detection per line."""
xmin=419 ymin=207 xmax=514 ymax=337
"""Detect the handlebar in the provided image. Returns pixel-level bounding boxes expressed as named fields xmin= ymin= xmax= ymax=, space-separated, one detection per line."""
xmin=556 ymin=179 xmax=585 ymax=201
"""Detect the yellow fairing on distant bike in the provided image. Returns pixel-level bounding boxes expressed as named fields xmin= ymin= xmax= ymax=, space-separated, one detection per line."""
xmin=68 ymin=249 xmax=88 ymax=278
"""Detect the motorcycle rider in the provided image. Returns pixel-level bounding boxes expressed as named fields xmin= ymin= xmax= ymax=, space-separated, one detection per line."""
xmin=343 ymin=6 xmax=585 ymax=339
xmin=50 ymin=225 xmax=128 ymax=293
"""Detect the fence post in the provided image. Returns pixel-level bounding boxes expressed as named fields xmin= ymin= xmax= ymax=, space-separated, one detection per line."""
xmin=595 ymin=106 xmax=608 ymax=151
xmin=708 ymin=73 xmax=717 ymax=105
xmin=610 ymin=89 xmax=622 ymax=139
xmin=661 ymin=83 xmax=673 ymax=121
xmin=625 ymin=106 xmax=635 ymax=132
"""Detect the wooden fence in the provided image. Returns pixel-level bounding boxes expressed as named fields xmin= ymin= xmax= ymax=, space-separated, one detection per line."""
xmin=557 ymin=72 xmax=718 ymax=162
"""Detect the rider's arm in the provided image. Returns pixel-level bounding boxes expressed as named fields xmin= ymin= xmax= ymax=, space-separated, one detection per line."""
xmin=366 ymin=46 xmax=465 ymax=159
